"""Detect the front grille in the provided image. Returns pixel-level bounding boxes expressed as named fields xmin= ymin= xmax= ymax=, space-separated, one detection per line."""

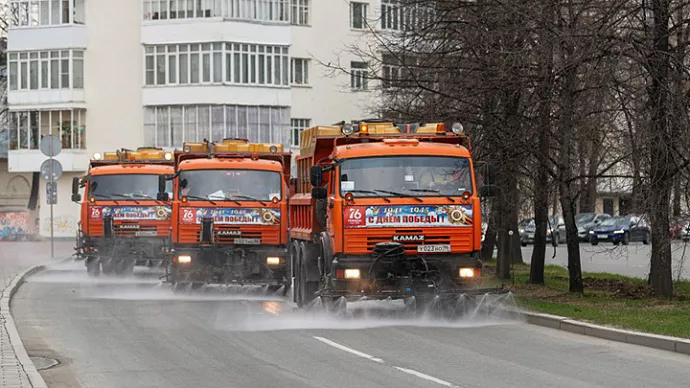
xmin=366 ymin=234 xmax=451 ymax=251
xmin=178 ymin=224 xmax=280 ymax=245
xmin=345 ymin=228 xmax=473 ymax=254
xmin=114 ymin=223 xmax=159 ymax=237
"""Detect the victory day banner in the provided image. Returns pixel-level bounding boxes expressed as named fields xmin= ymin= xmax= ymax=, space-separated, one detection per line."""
xmin=344 ymin=205 xmax=473 ymax=228
xmin=179 ymin=207 xmax=280 ymax=225
xmin=90 ymin=206 xmax=171 ymax=221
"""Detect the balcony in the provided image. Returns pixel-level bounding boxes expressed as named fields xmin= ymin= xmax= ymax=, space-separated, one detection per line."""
xmin=8 ymin=0 xmax=87 ymax=51
xmin=7 ymin=109 xmax=89 ymax=173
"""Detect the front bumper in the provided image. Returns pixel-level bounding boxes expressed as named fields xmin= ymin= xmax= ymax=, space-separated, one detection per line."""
xmin=169 ymin=244 xmax=288 ymax=285
xmin=322 ymin=253 xmax=486 ymax=300
xmin=589 ymin=232 xmax=624 ymax=243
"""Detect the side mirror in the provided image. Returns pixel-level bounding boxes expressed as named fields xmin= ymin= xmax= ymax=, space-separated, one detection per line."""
xmin=157 ymin=192 xmax=169 ymax=201
xmin=158 ymin=175 xmax=168 ymax=195
xmin=312 ymin=187 xmax=327 ymax=200
xmin=71 ymin=177 xmax=82 ymax=202
xmin=479 ymin=185 xmax=499 ymax=198
xmin=310 ymin=166 xmax=323 ymax=187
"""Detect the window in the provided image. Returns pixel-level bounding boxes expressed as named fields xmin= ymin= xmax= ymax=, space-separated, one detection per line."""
xmin=381 ymin=0 xmax=432 ymax=31
xmin=9 ymin=109 xmax=87 ymax=150
xmin=143 ymin=0 xmax=289 ymax=22
xmin=291 ymin=0 xmax=308 ymax=25
xmin=291 ymin=58 xmax=309 ymax=85
xmin=143 ymin=42 xmax=290 ymax=87
xmin=350 ymin=2 xmax=367 ymax=29
xmin=143 ymin=105 xmax=291 ymax=147
xmin=350 ymin=61 xmax=368 ymax=91
xmin=8 ymin=49 xmax=83 ymax=90
xmin=9 ymin=0 xmax=83 ymax=27
xmin=382 ymin=54 xmax=401 ymax=89
xmin=290 ymin=118 xmax=310 ymax=147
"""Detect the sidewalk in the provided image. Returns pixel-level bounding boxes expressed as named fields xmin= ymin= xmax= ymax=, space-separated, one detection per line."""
xmin=0 ymin=241 xmax=73 ymax=387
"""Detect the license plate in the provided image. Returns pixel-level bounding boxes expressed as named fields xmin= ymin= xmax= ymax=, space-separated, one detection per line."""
xmin=527 ymin=234 xmax=534 ymax=239
xmin=417 ymin=244 xmax=451 ymax=253
xmin=598 ymin=234 xmax=608 ymax=239
xmin=234 ymin=238 xmax=261 ymax=245
xmin=135 ymin=231 xmax=158 ymax=237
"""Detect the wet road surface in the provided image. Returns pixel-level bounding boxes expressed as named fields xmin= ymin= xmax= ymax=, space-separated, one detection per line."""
xmin=12 ymin=261 xmax=690 ymax=388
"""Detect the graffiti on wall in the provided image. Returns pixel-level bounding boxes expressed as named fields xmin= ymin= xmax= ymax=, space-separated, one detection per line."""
xmin=42 ymin=215 xmax=78 ymax=237
xmin=0 ymin=211 xmax=32 ymax=240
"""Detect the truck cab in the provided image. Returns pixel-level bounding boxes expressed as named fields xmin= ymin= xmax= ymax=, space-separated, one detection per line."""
xmin=290 ymin=120 xmax=497 ymax=310
xmin=73 ymin=148 xmax=175 ymax=276
xmin=162 ymin=139 xmax=291 ymax=290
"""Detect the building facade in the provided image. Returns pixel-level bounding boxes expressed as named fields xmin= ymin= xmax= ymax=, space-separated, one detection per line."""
xmin=4 ymin=0 xmax=394 ymax=237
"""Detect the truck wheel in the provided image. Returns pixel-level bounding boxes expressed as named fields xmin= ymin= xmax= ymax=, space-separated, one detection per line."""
xmin=298 ymin=242 xmax=319 ymax=308
xmin=290 ymin=241 xmax=301 ymax=305
xmin=101 ymin=258 xmax=114 ymax=275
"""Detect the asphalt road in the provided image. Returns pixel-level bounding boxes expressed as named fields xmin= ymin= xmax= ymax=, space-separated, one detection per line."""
xmin=519 ymin=241 xmax=690 ymax=280
xmin=12 ymin=262 xmax=690 ymax=388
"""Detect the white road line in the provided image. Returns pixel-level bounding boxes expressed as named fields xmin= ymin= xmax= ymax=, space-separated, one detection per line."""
xmin=313 ymin=336 xmax=385 ymax=363
xmin=313 ymin=337 xmax=462 ymax=387
xmin=394 ymin=366 xmax=462 ymax=388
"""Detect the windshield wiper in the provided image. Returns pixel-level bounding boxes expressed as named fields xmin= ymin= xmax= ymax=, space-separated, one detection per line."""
xmin=346 ymin=190 xmax=390 ymax=203
xmin=374 ymin=189 xmax=423 ymax=203
xmin=90 ymin=193 xmax=120 ymax=204
xmin=229 ymin=195 xmax=267 ymax=206
xmin=185 ymin=195 xmax=216 ymax=205
xmin=407 ymin=188 xmax=456 ymax=203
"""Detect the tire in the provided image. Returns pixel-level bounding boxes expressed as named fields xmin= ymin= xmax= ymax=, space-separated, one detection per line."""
xmin=643 ymin=232 xmax=650 ymax=245
xmin=552 ymin=233 xmax=559 ymax=247
xmin=101 ymin=258 xmax=114 ymax=275
xmin=290 ymin=241 xmax=301 ymax=305
xmin=591 ymin=241 xmax=599 ymax=246
xmin=622 ymin=232 xmax=630 ymax=246
xmin=613 ymin=241 xmax=620 ymax=246
xmin=521 ymin=242 xmax=527 ymax=247
xmin=298 ymin=242 xmax=320 ymax=308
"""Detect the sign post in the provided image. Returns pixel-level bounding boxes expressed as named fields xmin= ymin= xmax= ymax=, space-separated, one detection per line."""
xmin=40 ymin=135 xmax=63 ymax=258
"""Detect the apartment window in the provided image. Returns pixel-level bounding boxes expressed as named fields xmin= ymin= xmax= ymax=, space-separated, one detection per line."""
xmin=290 ymin=118 xmax=310 ymax=147
xmin=143 ymin=105 xmax=291 ymax=147
xmin=382 ymin=54 xmax=401 ymax=89
xmin=8 ymin=49 xmax=83 ymax=91
xmin=350 ymin=61 xmax=368 ymax=91
xmin=290 ymin=58 xmax=309 ymax=85
xmin=350 ymin=2 xmax=368 ymax=30
xmin=143 ymin=0 xmax=289 ymax=22
xmin=9 ymin=0 xmax=81 ymax=27
xmin=144 ymin=42 xmax=290 ymax=87
xmin=381 ymin=0 xmax=432 ymax=31
xmin=291 ymin=0 xmax=308 ymax=25
xmin=9 ymin=109 xmax=86 ymax=150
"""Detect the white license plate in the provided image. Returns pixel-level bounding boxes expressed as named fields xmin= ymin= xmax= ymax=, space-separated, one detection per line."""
xmin=135 ymin=231 xmax=158 ymax=237
xmin=417 ymin=244 xmax=451 ymax=253
xmin=527 ymin=234 xmax=535 ymax=239
xmin=598 ymin=234 xmax=608 ymax=239
xmin=234 ymin=238 xmax=261 ymax=245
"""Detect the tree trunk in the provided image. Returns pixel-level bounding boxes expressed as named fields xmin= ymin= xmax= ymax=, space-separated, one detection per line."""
xmin=647 ymin=0 xmax=674 ymax=298
xmin=673 ymin=177 xmax=681 ymax=217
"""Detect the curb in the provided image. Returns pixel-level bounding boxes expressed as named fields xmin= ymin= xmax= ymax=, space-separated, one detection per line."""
xmin=1 ymin=264 xmax=50 ymax=388
xmin=524 ymin=311 xmax=690 ymax=355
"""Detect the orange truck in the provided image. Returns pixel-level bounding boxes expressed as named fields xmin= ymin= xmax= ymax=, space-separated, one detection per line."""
xmin=158 ymin=139 xmax=291 ymax=290
xmin=72 ymin=148 xmax=175 ymax=276
xmin=289 ymin=120 xmax=500 ymax=311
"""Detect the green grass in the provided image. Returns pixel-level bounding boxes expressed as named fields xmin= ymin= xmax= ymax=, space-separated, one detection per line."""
xmin=484 ymin=261 xmax=690 ymax=338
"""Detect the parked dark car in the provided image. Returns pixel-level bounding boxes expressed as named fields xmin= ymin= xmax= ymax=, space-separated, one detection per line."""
xmin=576 ymin=212 xmax=611 ymax=241
xmin=589 ymin=215 xmax=650 ymax=245
xmin=519 ymin=216 xmax=566 ymax=246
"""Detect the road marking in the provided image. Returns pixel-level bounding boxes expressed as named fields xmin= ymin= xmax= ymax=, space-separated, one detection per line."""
xmin=394 ymin=366 xmax=461 ymax=388
xmin=313 ymin=337 xmax=462 ymax=387
xmin=313 ymin=336 xmax=385 ymax=363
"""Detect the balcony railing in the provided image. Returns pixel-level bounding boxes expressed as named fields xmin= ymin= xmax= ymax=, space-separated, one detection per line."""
xmin=8 ymin=109 xmax=86 ymax=151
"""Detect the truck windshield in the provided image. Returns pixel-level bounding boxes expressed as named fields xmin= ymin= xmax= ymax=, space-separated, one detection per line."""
xmin=89 ymin=174 xmax=170 ymax=199
xmin=339 ymin=156 xmax=473 ymax=197
xmin=178 ymin=169 xmax=282 ymax=201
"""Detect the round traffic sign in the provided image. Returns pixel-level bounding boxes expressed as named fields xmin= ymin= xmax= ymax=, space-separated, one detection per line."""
xmin=40 ymin=135 xmax=62 ymax=157
xmin=40 ymin=159 xmax=63 ymax=181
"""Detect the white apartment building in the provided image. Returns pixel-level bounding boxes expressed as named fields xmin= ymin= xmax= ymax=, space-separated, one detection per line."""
xmin=4 ymin=0 xmax=412 ymax=237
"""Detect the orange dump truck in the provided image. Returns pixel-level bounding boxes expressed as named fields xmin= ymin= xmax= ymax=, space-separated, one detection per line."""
xmin=158 ymin=139 xmax=291 ymax=290
xmin=289 ymin=120 xmax=500 ymax=311
xmin=72 ymin=148 xmax=175 ymax=276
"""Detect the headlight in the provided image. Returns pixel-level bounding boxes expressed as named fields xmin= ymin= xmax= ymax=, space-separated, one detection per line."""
xmin=178 ymin=255 xmax=192 ymax=264
xmin=92 ymin=152 xmax=102 ymax=160
xmin=164 ymin=152 xmax=173 ymax=160
xmin=183 ymin=145 xmax=192 ymax=153
xmin=589 ymin=230 xmax=595 ymax=234
xmin=613 ymin=230 xmax=625 ymax=234
xmin=451 ymin=122 xmax=464 ymax=134
xmin=518 ymin=228 xmax=524 ymax=234
xmin=342 ymin=123 xmax=355 ymax=136
xmin=344 ymin=269 xmax=360 ymax=279
xmin=266 ymin=257 xmax=281 ymax=266
xmin=459 ymin=268 xmax=475 ymax=278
